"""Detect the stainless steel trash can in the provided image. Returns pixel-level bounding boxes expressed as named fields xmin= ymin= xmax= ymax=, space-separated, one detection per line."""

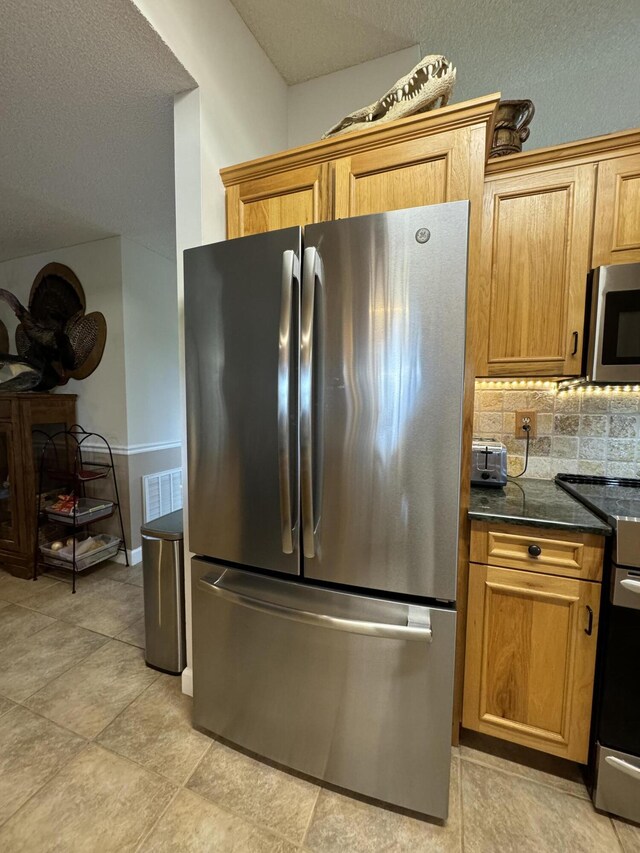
xmin=141 ymin=510 xmax=185 ymax=674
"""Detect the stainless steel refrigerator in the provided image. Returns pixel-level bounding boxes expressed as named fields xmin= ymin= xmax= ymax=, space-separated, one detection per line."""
xmin=185 ymin=202 xmax=469 ymax=819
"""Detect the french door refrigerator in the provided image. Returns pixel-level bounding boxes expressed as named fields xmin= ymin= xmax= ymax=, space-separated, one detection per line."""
xmin=185 ymin=201 xmax=469 ymax=819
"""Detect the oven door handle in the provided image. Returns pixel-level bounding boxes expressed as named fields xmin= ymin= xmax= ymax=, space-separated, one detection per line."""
xmin=605 ymin=755 xmax=640 ymax=782
xmin=620 ymin=579 xmax=640 ymax=594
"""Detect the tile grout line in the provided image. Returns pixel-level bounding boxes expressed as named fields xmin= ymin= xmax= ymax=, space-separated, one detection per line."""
xmin=610 ymin=817 xmax=628 ymax=852
xmin=6 ymin=698 xmax=92 ymax=742
xmin=458 ymin=752 xmax=465 ymax=853
xmin=181 ymin=737 xmax=213 ymax=786
xmin=0 ymin=736 xmax=94 ymax=831
xmin=171 ymin=726 xmax=215 ymax=788
xmin=182 ymin=741 xmax=317 ymax=847
xmin=180 ymin=783 xmax=307 ymax=849
xmin=1 ymin=619 xmax=112 ymax=705
xmin=0 ymin=603 xmax=60 ymax=645
xmin=12 ymin=636 xmax=156 ymax=733
xmin=89 ymin=687 xmax=213 ymax=792
xmin=14 ymin=585 xmax=144 ymax=643
xmin=458 ymin=753 xmax=591 ymax=802
xmin=116 ymin=609 xmax=147 ymax=637
xmin=89 ymin=668 xmax=163 ymax=745
xmin=300 ymin=783 xmax=321 ymax=849
xmin=132 ymin=784 xmax=181 ymax=852
xmin=3 ymin=739 xmax=179 ymax=847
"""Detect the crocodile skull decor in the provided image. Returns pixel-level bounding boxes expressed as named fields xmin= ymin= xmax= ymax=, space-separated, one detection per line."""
xmin=322 ymin=55 xmax=457 ymax=138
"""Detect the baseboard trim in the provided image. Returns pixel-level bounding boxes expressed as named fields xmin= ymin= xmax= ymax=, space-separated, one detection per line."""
xmin=181 ymin=666 xmax=193 ymax=697
xmin=114 ymin=547 xmax=142 ymax=566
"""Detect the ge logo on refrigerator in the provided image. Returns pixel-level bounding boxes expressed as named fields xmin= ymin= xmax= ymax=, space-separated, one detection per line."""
xmin=415 ymin=228 xmax=431 ymax=244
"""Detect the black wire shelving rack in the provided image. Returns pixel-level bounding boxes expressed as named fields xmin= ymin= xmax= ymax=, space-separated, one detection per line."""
xmin=32 ymin=424 xmax=128 ymax=593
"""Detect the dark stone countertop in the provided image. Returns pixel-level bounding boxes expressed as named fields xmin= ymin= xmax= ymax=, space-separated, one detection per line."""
xmin=469 ymin=478 xmax=612 ymax=536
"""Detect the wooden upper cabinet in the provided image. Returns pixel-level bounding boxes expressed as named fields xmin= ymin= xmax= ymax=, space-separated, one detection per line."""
xmin=225 ymin=163 xmax=332 ymax=239
xmin=592 ymin=152 xmax=640 ymax=266
xmin=480 ymin=164 xmax=596 ymax=376
xmin=220 ymin=94 xmax=500 ymax=241
xmin=333 ymin=129 xmax=472 ymax=219
xmin=463 ymin=563 xmax=600 ymax=762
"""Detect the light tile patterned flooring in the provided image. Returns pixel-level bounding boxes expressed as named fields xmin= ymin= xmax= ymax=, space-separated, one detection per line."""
xmin=0 ymin=566 xmax=638 ymax=852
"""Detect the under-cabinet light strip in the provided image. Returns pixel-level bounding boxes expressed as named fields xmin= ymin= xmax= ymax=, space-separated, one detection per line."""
xmin=475 ymin=379 xmax=640 ymax=395
xmin=475 ymin=379 xmax=558 ymax=390
xmin=557 ymin=384 xmax=640 ymax=396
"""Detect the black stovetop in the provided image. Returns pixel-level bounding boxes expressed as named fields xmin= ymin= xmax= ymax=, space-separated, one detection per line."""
xmin=555 ymin=474 xmax=640 ymax=525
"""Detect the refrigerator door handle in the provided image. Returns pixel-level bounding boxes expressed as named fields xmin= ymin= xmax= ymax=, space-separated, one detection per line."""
xmin=278 ymin=249 xmax=299 ymax=555
xmin=198 ymin=573 xmax=433 ymax=642
xmin=301 ymin=246 xmax=322 ymax=559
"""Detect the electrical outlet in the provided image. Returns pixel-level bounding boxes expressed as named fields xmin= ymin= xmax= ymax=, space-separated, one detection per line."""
xmin=515 ymin=410 xmax=537 ymax=438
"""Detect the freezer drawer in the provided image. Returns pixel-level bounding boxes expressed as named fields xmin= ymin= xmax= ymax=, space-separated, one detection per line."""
xmin=192 ymin=559 xmax=456 ymax=819
xmin=594 ymin=744 xmax=640 ymax=824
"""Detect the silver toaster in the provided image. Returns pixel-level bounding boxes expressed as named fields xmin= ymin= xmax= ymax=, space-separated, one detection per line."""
xmin=471 ymin=437 xmax=508 ymax=487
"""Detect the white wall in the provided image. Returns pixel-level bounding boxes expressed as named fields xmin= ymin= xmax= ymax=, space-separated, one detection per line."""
xmin=291 ymin=19 xmax=639 ymax=151
xmin=0 ymin=237 xmax=182 ymax=560
xmin=287 ymin=46 xmax=421 ymax=149
xmin=422 ymin=0 xmax=640 ymax=149
xmin=0 ymin=237 xmax=127 ymax=446
xmin=121 ymin=238 xmax=180 ymax=449
xmin=133 ymin=0 xmax=290 ymax=696
xmin=133 ymin=0 xmax=288 ymax=243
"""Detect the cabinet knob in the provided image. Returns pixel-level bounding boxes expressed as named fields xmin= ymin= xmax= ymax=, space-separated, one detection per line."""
xmin=528 ymin=543 xmax=542 ymax=557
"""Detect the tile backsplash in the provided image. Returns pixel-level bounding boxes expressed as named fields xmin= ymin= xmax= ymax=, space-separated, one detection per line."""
xmin=473 ymin=387 xmax=640 ymax=479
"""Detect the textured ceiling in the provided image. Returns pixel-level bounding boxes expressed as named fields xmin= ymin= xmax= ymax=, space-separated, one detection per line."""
xmin=230 ymin=0 xmax=639 ymax=88
xmin=0 ymin=0 xmax=195 ymax=262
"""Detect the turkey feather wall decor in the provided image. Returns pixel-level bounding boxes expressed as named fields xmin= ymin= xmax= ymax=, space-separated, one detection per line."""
xmin=0 ymin=263 xmax=106 ymax=391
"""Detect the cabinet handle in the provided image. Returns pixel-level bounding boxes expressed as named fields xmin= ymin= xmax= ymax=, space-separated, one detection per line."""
xmin=585 ymin=605 xmax=594 ymax=636
xmin=528 ymin=543 xmax=542 ymax=558
xmin=571 ymin=330 xmax=579 ymax=356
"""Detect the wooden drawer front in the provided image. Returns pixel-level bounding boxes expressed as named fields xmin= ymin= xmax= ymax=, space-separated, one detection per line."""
xmin=0 ymin=400 xmax=11 ymax=419
xmin=463 ymin=564 xmax=600 ymax=762
xmin=470 ymin=521 xmax=603 ymax=581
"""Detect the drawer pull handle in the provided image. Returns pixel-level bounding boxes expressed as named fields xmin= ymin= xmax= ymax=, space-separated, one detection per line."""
xmin=571 ymin=330 xmax=579 ymax=356
xmin=527 ymin=543 xmax=542 ymax=558
xmin=585 ymin=605 xmax=594 ymax=636
xmin=605 ymin=755 xmax=640 ymax=781
xmin=199 ymin=574 xmax=433 ymax=642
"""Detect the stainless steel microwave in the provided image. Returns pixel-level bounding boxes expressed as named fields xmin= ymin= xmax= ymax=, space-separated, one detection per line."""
xmin=587 ymin=263 xmax=640 ymax=383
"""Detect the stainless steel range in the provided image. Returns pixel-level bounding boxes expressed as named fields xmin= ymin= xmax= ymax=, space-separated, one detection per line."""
xmin=556 ymin=473 xmax=640 ymax=824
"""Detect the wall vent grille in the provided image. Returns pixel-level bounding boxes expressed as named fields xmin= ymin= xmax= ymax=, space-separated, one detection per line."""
xmin=142 ymin=468 xmax=183 ymax=523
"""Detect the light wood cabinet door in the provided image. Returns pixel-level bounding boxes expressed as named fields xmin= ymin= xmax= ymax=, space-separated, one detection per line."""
xmin=592 ymin=153 xmax=640 ymax=266
xmin=481 ymin=164 xmax=596 ymax=376
xmin=463 ymin=563 xmax=600 ymax=762
xmin=333 ymin=128 xmax=473 ymax=219
xmin=226 ymin=163 xmax=332 ymax=239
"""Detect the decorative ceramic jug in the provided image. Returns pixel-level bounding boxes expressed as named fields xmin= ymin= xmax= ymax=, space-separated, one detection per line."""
xmin=490 ymin=100 xmax=535 ymax=157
